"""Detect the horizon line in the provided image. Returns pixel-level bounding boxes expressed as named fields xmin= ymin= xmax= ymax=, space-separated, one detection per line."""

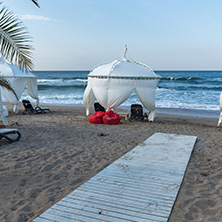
xmin=32 ymin=69 xmax=222 ymax=72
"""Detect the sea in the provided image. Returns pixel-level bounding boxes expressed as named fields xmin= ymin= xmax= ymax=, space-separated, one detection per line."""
xmin=22 ymin=70 xmax=222 ymax=114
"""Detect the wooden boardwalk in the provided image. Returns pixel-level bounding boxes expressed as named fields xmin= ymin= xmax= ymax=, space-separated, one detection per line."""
xmin=34 ymin=133 xmax=197 ymax=222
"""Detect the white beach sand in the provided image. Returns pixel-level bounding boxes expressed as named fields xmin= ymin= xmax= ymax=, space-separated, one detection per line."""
xmin=0 ymin=103 xmax=221 ymax=221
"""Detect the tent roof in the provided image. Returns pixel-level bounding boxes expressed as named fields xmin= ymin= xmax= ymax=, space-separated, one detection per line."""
xmin=88 ymin=47 xmax=161 ymax=79
xmin=0 ymin=58 xmax=36 ymax=78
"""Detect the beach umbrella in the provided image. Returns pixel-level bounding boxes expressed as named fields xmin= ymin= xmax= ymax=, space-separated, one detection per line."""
xmin=83 ymin=47 xmax=161 ymax=121
xmin=0 ymin=58 xmax=39 ymax=113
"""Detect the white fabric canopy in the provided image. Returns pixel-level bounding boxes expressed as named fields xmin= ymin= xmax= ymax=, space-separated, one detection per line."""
xmin=83 ymin=47 xmax=161 ymax=121
xmin=0 ymin=58 xmax=39 ymax=113
xmin=0 ymin=89 xmax=8 ymax=125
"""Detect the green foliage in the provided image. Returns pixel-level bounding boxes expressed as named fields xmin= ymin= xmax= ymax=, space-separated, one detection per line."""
xmin=0 ymin=0 xmax=39 ymax=97
xmin=0 ymin=2 xmax=34 ymax=71
xmin=31 ymin=0 xmax=40 ymax=8
xmin=0 ymin=75 xmax=18 ymax=99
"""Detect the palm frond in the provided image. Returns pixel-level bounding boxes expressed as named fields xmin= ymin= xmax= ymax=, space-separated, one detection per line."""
xmin=31 ymin=0 xmax=40 ymax=8
xmin=0 ymin=3 xmax=34 ymax=71
xmin=0 ymin=76 xmax=18 ymax=100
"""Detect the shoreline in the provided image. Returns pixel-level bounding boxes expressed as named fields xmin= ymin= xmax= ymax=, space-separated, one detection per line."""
xmin=6 ymin=101 xmax=220 ymax=118
xmin=4 ymin=102 xmax=220 ymax=126
xmin=42 ymin=104 xmax=221 ymax=119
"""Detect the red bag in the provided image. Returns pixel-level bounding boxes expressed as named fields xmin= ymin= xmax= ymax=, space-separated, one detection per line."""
xmin=103 ymin=110 xmax=121 ymax=125
xmin=89 ymin=111 xmax=105 ymax=124
xmin=94 ymin=111 xmax=105 ymax=118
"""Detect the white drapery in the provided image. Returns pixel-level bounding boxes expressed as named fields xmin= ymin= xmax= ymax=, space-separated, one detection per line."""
xmin=0 ymin=58 xmax=39 ymax=113
xmin=83 ymin=47 xmax=161 ymax=121
xmin=0 ymin=90 xmax=8 ymax=125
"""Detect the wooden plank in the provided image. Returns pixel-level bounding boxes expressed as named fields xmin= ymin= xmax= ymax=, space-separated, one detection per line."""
xmin=34 ymin=133 xmax=197 ymax=222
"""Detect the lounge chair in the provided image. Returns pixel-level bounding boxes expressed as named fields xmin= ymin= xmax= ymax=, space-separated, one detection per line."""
xmin=94 ymin=102 xmax=105 ymax=112
xmin=22 ymin=100 xmax=50 ymax=115
xmin=0 ymin=128 xmax=21 ymax=142
xmin=130 ymin=104 xmax=148 ymax=121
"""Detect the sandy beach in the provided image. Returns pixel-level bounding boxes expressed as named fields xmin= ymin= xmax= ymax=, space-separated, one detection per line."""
xmin=0 ymin=104 xmax=222 ymax=222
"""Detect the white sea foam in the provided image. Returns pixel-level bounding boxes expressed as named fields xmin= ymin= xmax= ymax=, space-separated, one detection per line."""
xmin=37 ymin=79 xmax=87 ymax=86
xmin=76 ymin=79 xmax=88 ymax=82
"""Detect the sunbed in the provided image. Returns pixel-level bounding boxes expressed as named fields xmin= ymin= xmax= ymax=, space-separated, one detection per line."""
xmin=130 ymin=104 xmax=148 ymax=121
xmin=22 ymin=100 xmax=50 ymax=115
xmin=94 ymin=102 xmax=105 ymax=112
xmin=0 ymin=128 xmax=21 ymax=142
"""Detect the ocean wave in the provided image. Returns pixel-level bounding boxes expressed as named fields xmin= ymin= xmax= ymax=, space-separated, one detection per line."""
xmin=158 ymin=85 xmax=222 ymax=91
xmin=37 ymin=79 xmax=58 ymax=83
xmin=158 ymin=86 xmax=178 ymax=90
xmin=34 ymin=71 xmax=89 ymax=81
xmin=76 ymin=79 xmax=88 ymax=82
xmin=39 ymin=94 xmax=83 ymax=100
xmin=60 ymin=77 xmax=88 ymax=80
xmin=161 ymin=76 xmax=202 ymax=81
xmin=189 ymin=86 xmax=222 ymax=91
xmin=121 ymin=98 xmax=219 ymax=110
xmin=38 ymin=85 xmax=87 ymax=90
xmin=212 ymin=77 xmax=222 ymax=81
xmin=155 ymin=103 xmax=219 ymax=110
xmin=37 ymin=79 xmax=87 ymax=87
xmin=38 ymin=79 xmax=87 ymax=83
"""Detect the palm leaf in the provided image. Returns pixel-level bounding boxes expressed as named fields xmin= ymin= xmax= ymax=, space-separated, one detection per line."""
xmin=0 ymin=76 xmax=18 ymax=100
xmin=31 ymin=0 xmax=40 ymax=8
xmin=0 ymin=3 xmax=34 ymax=71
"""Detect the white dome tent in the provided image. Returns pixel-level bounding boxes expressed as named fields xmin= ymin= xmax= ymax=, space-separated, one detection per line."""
xmin=0 ymin=58 xmax=39 ymax=113
xmin=83 ymin=47 xmax=161 ymax=121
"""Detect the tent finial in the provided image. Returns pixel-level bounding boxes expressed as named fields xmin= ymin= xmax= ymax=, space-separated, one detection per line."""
xmin=124 ymin=45 xmax=128 ymax=58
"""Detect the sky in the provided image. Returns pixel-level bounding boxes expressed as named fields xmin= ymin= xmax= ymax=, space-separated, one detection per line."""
xmin=3 ymin=0 xmax=222 ymax=70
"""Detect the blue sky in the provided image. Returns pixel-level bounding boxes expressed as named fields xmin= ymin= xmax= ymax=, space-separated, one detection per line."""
xmin=3 ymin=0 xmax=222 ymax=70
